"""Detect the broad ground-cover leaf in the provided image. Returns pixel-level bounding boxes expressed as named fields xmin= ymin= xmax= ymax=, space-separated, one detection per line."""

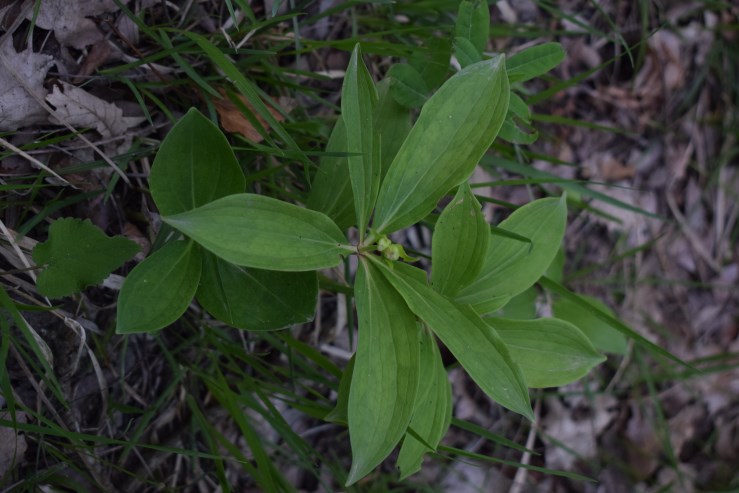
xmin=455 ymin=0 xmax=490 ymax=54
xmin=33 ymin=218 xmax=139 ymax=298
xmin=149 ymin=108 xmax=245 ymax=216
xmin=409 ymin=37 xmax=451 ymax=89
xmin=431 ymin=183 xmax=488 ymax=296
xmin=487 ymin=317 xmax=605 ymax=388
xmin=457 ymin=196 xmax=567 ymax=313
xmin=196 ymin=253 xmax=318 ymax=330
xmin=373 ymin=56 xmax=509 ymax=234
xmin=506 ymin=42 xmax=565 ymax=83
xmin=370 ymin=258 xmax=533 ymax=419
xmin=454 ymin=36 xmax=483 ymax=68
xmin=306 ymin=118 xmax=355 ymax=230
xmin=347 ymin=259 xmax=420 ymax=485
xmin=342 ymin=44 xmax=379 ymax=237
xmin=554 ymin=296 xmax=628 ymax=355
xmin=163 ymin=194 xmax=351 ymax=271
xmin=117 ymin=240 xmax=201 ymax=334
xmin=397 ymin=327 xmax=452 ymax=479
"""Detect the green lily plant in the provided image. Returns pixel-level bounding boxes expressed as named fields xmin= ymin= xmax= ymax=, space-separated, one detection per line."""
xmin=107 ymin=37 xmax=622 ymax=484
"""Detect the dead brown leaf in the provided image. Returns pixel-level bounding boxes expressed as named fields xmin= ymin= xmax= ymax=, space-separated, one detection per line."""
xmin=214 ymin=90 xmax=285 ymax=142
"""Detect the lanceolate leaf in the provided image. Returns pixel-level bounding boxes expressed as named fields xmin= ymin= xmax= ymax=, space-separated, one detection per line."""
xmin=453 ymin=36 xmax=483 ymax=68
xmin=375 ymin=79 xmax=412 ymax=176
xmin=342 ymin=44 xmax=379 ymax=238
xmin=148 ymin=108 xmax=245 ymax=216
xmin=347 ymin=259 xmax=420 ymax=485
xmin=431 ymin=183 xmax=489 ymax=296
xmin=373 ymin=56 xmax=510 ymax=234
xmin=196 ymin=253 xmax=318 ymax=331
xmin=488 ymin=317 xmax=605 ymax=388
xmin=506 ymin=42 xmax=565 ymax=83
xmin=409 ymin=36 xmax=451 ymax=89
xmin=553 ymin=295 xmax=628 ymax=355
xmin=370 ymin=258 xmax=533 ymax=419
xmin=397 ymin=327 xmax=452 ymax=479
xmin=306 ymin=117 xmax=355 ymax=230
xmin=455 ymin=0 xmax=490 ymax=54
xmin=387 ymin=63 xmax=428 ymax=109
xmin=33 ymin=218 xmax=139 ymax=298
xmin=457 ymin=196 xmax=567 ymax=313
xmin=117 ymin=240 xmax=201 ymax=334
xmin=163 ymin=194 xmax=351 ymax=271
xmin=325 ymin=355 xmax=355 ymax=425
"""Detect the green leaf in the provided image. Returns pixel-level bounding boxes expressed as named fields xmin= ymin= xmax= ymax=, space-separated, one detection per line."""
xmin=306 ymin=117 xmax=355 ymax=230
xmin=117 ymin=240 xmax=202 ymax=334
xmin=148 ymin=108 xmax=245 ymax=216
xmin=342 ymin=44 xmax=379 ymax=238
xmin=488 ymin=317 xmax=605 ymax=388
xmin=453 ymin=36 xmax=483 ymax=68
xmin=163 ymin=194 xmax=351 ymax=271
xmin=387 ymin=63 xmax=428 ymax=109
xmin=495 ymin=287 xmax=537 ymax=320
xmin=431 ymin=183 xmax=489 ymax=296
xmin=325 ymin=355 xmax=355 ymax=425
xmin=507 ymin=42 xmax=565 ymax=83
xmin=33 ymin=218 xmax=139 ymax=298
xmin=409 ymin=37 xmax=451 ymax=89
xmin=374 ymin=79 xmax=412 ymax=177
xmin=457 ymin=196 xmax=567 ymax=314
xmin=553 ymin=295 xmax=628 ymax=355
xmin=347 ymin=259 xmax=421 ymax=485
xmin=370 ymin=258 xmax=533 ymax=419
xmin=397 ymin=327 xmax=452 ymax=479
xmin=196 ymin=253 xmax=318 ymax=331
xmin=455 ymin=0 xmax=490 ymax=54
xmin=498 ymin=93 xmax=538 ymax=144
xmin=373 ymin=56 xmax=510 ymax=234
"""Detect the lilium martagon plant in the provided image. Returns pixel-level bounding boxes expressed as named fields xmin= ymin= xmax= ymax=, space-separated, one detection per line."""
xmin=115 ymin=43 xmax=615 ymax=485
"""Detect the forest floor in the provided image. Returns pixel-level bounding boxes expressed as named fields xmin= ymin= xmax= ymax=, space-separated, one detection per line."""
xmin=0 ymin=1 xmax=738 ymax=492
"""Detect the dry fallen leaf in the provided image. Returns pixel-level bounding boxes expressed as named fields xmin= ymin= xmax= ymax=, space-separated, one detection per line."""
xmin=0 ymin=39 xmax=54 ymax=131
xmin=214 ymin=90 xmax=285 ymax=142
xmin=46 ymin=82 xmax=144 ymax=138
xmin=28 ymin=0 xmax=118 ymax=49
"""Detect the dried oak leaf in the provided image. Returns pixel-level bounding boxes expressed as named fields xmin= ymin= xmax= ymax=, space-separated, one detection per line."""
xmin=46 ymin=81 xmax=144 ymax=138
xmin=0 ymin=39 xmax=54 ymax=131
xmin=27 ymin=0 xmax=118 ymax=49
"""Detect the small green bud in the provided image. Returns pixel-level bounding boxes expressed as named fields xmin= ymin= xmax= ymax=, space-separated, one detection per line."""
xmin=377 ymin=236 xmax=392 ymax=252
xmin=383 ymin=244 xmax=401 ymax=261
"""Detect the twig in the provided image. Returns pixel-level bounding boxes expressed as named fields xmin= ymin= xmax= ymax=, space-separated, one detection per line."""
xmin=508 ymin=393 xmax=541 ymax=493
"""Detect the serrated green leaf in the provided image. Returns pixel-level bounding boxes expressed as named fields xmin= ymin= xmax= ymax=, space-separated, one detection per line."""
xmin=117 ymin=240 xmax=201 ymax=334
xmin=149 ymin=108 xmax=245 ymax=216
xmin=397 ymin=327 xmax=452 ymax=479
xmin=455 ymin=0 xmax=490 ymax=54
xmin=33 ymin=218 xmax=139 ymax=298
xmin=453 ymin=36 xmax=483 ymax=68
xmin=343 ymin=44 xmax=379 ymax=238
xmin=196 ymin=253 xmax=318 ymax=330
xmin=163 ymin=194 xmax=351 ymax=271
xmin=370 ymin=258 xmax=533 ymax=419
xmin=373 ymin=56 xmax=510 ymax=235
xmin=306 ymin=118 xmax=355 ymax=230
xmin=553 ymin=295 xmax=628 ymax=355
xmin=387 ymin=63 xmax=428 ymax=109
xmin=347 ymin=259 xmax=420 ymax=485
xmin=488 ymin=317 xmax=605 ymax=388
xmin=431 ymin=183 xmax=488 ymax=296
xmin=375 ymin=79 xmax=412 ymax=176
xmin=507 ymin=42 xmax=565 ymax=83
xmin=457 ymin=196 xmax=567 ymax=313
